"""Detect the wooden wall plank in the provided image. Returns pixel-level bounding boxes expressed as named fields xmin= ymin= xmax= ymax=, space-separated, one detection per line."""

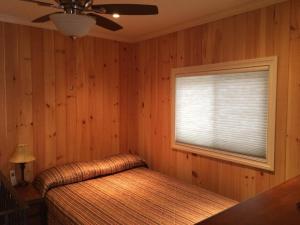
xmin=268 ymin=1 xmax=290 ymax=188
xmin=31 ymin=28 xmax=45 ymax=174
xmin=0 ymin=23 xmax=5 ymax=174
xmin=43 ymin=30 xmax=56 ymax=170
xmin=75 ymin=38 xmax=89 ymax=161
xmin=102 ymin=40 xmax=120 ymax=157
xmin=286 ymin=0 xmax=300 ymax=178
xmin=91 ymin=38 xmax=104 ymax=160
xmin=65 ymin=37 xmax=79 ymax=163
xmin=17 ymin=25 xmax=33 ymax=181
xmin=54 ymin=32 xmax=67 ymax=166
xmin=119 ymin=43 xmax=136 ymax=153
xmin=4 ymin=23 xmax=19 ymax=177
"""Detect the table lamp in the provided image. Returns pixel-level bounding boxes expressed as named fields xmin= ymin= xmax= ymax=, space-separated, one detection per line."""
xmin=9 ymin=144 xmax=35 ymax=186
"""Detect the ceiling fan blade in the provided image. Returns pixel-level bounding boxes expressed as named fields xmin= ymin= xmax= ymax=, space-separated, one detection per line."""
xmin=92 ymin=4 xmax=159 ymax=15
xmin=87 ymin=13 xmax=122 ymax=31
xmin=21 ymin=0 xmax=56 ymax=7
xmin=32 ymin=12 xmax=61 ymax=23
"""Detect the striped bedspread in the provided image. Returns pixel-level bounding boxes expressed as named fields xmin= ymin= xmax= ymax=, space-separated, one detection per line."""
xmin=46 ymin=167 xmax=237 ymax=225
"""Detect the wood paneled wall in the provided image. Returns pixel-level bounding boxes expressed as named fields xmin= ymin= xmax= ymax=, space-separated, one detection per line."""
xmin=126 ymin=0 xmax=300 ymax=201
xmin=0 ymin=0 xmax=299 ymax=202
xmin=0 ymin=22 xmax=133 ymax=181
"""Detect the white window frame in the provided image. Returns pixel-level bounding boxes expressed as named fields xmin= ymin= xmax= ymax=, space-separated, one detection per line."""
xmin=171 ymin=57 xmax=277 ymax=171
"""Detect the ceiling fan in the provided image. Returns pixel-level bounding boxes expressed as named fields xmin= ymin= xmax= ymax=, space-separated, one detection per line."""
xmin=21 ymin=0 xmax=159 ymax=38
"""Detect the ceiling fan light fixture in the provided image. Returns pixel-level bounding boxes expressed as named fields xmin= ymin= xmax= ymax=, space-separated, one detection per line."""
xmin=50 ymin=13 xmax=96 ymax=38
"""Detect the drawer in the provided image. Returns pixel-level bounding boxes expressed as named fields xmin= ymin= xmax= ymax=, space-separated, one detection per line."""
xmin=27 ymin=216 xmax=42 ymax=225
xmin=26 ymin=203 xmax=42 ymax=217
xmin=26 ymin=202 xmax=46 ymax=225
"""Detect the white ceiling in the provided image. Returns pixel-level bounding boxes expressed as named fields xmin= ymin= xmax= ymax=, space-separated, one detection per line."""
xmin=0 ymin=0 xmax=285 ymax=42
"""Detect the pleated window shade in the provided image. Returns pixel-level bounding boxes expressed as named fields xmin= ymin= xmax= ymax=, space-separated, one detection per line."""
xmin=175 ymin=71 xmax=269 ymax=159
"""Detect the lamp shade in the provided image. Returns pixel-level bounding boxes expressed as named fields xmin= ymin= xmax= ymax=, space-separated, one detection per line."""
xmin=9 ymin=144 xmax=35 ymax=164
xmin=50 ymin=13 xmax=96 ymax=38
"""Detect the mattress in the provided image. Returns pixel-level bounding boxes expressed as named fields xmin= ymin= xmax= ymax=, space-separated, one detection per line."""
xmin=45 ymin=167 xmax=236 ymax=225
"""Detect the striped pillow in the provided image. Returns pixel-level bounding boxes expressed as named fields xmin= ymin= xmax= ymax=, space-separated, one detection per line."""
xmin=34 ymin=154 xmax=146 ymax=197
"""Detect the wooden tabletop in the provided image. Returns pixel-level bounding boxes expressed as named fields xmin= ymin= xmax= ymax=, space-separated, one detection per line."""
xmin=197 ymin=175 xmax=300 ymax=225
xmin=15 ymin=184 xmax=43 ymax=204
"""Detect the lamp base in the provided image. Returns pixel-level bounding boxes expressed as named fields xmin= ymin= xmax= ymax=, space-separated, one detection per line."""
xmin=19 ymin=163 xmax=28 ymax=187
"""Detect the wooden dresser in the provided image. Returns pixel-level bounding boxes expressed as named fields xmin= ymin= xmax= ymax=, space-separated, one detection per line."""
xmin=198 ymin=175 xmax=300 ymax=225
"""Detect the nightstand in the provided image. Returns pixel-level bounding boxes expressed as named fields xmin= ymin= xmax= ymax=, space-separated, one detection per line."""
xmin=15 ymin=184 xmax=46 ymax=225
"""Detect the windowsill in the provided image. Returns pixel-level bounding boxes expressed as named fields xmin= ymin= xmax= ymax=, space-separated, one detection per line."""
xmin=172 ymin=142 xmax=274 ymax=171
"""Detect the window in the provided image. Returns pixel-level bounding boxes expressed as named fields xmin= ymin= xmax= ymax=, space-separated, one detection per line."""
xmin=171 ymin=57 xmax=277 ymax=171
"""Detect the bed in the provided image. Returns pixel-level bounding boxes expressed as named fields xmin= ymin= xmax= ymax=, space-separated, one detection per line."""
xmin=34 ymin=154 xmax=237 ymax=225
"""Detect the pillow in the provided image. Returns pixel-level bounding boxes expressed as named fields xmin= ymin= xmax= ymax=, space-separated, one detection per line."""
xmin=34 ymin=153 xmax=146 ymax=197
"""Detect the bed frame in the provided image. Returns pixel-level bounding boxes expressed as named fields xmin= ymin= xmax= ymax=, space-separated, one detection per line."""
xmin=0 ymin=171 xmax=27 ymax=225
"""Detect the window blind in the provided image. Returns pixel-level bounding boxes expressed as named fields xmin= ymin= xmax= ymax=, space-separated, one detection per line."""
xmin=175 ymin=71 xmax=269 ymax=159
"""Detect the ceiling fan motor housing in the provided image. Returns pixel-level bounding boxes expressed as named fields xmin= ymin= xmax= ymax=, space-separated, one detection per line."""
xmin=55 ymin=0 xmax=94 ymax=13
